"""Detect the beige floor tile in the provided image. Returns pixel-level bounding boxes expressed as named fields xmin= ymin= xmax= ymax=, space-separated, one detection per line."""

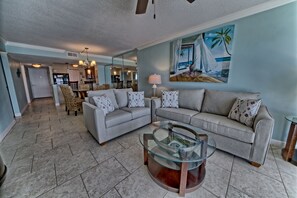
xmin=82 ymin=157 xmax=129 ymax=198
xmin=2 ymin=98 xmax=297 ymax=198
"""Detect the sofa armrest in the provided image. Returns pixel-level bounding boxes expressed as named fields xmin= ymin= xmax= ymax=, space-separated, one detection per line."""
xmin=144 ymin=98 xmax=151 ymax=108
xmin=151 ymin=98 xmax=161 ymax=122
xmin=250 ymin=105 xmax=274 ymax=164
xmin=83 ymin=102 xmax=107 ymax=144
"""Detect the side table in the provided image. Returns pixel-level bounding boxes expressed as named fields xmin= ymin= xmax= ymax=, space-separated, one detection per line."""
xmin=282 ymin=116 xmax=297 ymax=165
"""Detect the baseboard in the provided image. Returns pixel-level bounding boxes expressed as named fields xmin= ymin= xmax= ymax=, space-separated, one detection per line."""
xmin=0 ymin=119 xmax=16 ymax=142
xmin=270 ymin=139 xmax=286 ymax=147
xmin=15 ymin=112 xmax=21 ymax=117
xmin=21 ymin=103 xmax=29 ymax=114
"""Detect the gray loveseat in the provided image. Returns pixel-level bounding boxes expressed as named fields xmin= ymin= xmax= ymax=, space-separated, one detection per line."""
xmin=83 ymin=88 xmax=151 ymax=144
xmin=152 ymin=89 xmax=274 ymax=166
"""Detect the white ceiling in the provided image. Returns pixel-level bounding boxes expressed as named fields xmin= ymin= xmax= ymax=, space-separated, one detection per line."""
xmin=0 ymin=0 xmax=284 ymax=57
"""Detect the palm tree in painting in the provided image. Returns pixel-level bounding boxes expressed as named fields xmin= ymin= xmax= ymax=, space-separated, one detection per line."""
xmin=211 ymin=28 xmax=232 ymax=56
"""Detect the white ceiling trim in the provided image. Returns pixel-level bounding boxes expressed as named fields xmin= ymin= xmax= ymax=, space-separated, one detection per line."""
xmin=137 ymin=0 xmax=296 ymax=50
xmin=5 ymin=41 xmax=114 ymax=64
xmin=6 ymin=41 xmax=66 ymax=53
xmin=5 ymin=41 xmax=113 ymax=60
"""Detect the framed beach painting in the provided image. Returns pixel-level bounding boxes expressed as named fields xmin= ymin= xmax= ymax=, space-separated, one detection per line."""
xmin=170 ymin=25 xmax=235 ymax=83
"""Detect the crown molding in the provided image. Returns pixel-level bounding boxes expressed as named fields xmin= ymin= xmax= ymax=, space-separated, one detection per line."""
xmin=5 ymin=41 xmax=113 ymax=61
xmin=6 ymin=41 xmax=66 ymax=53
xmin=88 ymin=53 xmax=112 ymax=61
xmin=5 ymin=41 xmax=114 ymax=64
xmin=137 ymin=0 xmax=296 ymax=50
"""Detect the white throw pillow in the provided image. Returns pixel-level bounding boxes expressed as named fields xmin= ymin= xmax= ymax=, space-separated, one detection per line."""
xmin=128 ymin=91 xmax=145 ymax=108
xmin=93 ymin=95 xmax=115 ymax=115
xmin=228 ymin=98 xmax=262 ymax=127
xmin=162 ymin=91 xmax=179 ymax=108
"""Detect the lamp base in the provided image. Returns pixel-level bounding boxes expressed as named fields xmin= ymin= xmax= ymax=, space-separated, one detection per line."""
xmin=152 ymin=87 xmax=157 ymax=98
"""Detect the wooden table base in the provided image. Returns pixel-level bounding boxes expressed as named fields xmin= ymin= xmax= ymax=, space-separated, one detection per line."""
xmin=142 ymin=133 xmax=208 ymax=197
xmin=282 ymin=122 xmax=297 ymax=165
xmin=146 ymin=154 xmax=205 ymax=197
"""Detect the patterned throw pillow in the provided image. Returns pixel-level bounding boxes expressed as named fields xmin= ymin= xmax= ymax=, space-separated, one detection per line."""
xmin=161 ymin=91 xmax=179 ymax=108
xmin=93 ymin=95 xmax=115 ymax=115
xmin=228 ymin=98 xmax=262 ymax=127
xmin=128 ymin=91 xmax=145 ymax=108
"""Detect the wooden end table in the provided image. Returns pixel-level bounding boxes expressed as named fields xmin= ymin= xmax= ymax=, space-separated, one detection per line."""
xmin=282 ymin=116 xmax=297 ymax=165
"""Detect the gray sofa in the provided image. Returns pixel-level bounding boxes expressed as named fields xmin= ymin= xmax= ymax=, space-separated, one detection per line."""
xmin=152 ymin=89 xmax=274 ymax=166
xmin=83 ymin=88 xmax=151 ymax=144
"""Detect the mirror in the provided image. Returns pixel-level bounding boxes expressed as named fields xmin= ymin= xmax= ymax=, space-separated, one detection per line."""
xmin=109 ymin=49 xmax=138 ymax=90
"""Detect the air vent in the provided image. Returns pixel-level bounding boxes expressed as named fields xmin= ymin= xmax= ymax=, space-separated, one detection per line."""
xmin=67 ymin=51 xmax=78 ymax=57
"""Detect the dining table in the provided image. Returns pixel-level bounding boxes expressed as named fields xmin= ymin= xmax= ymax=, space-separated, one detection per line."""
xmin=72 ymin=89 xmax=89 ymax=99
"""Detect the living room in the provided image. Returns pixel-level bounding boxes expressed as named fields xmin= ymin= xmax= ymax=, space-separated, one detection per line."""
xmin=0 ymin=0 xmax=297 ymax=197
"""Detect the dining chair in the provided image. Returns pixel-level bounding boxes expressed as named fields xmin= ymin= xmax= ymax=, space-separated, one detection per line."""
xmin=68 ymin=81 xmax=79 ymax=90
xmin=60 ymin=85 xmax=83 ymax=116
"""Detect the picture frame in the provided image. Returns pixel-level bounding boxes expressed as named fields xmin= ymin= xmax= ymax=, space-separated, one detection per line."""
xmin=170 ymin=25 xmax=235 ymax=83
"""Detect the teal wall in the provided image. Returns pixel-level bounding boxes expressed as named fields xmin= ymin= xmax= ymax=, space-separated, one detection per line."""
xmin=138 ymin=2 xmax=297 ymax=141
xmin=98 ymin=66 xmax=106 ymax=85
xmin=0 ymin=39 xmax=5 ymax=51
xmin=1 ymin=52 xmax=21 ymax=116
xmin=8 ymin=57 xmax=28 ymax=113
xmin=0 ymin=56 xmax=15 ymax=136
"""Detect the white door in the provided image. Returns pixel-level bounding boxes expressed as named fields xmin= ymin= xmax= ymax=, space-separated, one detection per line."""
xmin=28 ymin=67 xmax=52 ymax=98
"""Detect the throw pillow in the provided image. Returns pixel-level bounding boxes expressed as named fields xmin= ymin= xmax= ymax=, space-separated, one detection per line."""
xmin=228 ymin=98 xmax=262 ymax=127
xmin=93 ymin=95 xmax=115 ymax=115
xmin=128 ymin=91 xmax=145 ymax=108
xmin=161 ymin=91 xmax=179 ymax=108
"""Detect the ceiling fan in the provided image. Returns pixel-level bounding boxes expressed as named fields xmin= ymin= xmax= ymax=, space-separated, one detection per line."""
xmin=136 ymin=0 xmax=195 ymax=15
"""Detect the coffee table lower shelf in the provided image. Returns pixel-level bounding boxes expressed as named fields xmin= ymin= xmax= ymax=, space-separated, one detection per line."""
xmin=144 ymin=152 xmax=206 ymax=197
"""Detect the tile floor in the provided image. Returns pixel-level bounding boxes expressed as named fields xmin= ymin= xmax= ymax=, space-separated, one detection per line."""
xmin=0 ymin=98 xmax=296 ymax=198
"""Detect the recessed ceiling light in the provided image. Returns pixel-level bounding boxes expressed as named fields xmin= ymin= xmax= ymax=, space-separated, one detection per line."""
xmin=32 ymin=64 xmax=41 ymax=68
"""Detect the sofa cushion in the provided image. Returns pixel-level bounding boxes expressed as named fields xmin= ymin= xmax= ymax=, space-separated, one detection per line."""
xmin=122 ymin=107 xmax=150 ymax=119
xmin=106 ymin=110 xmax=132 ymax=128
xmin=228 ymin=98 xmax=262 ymax=127
xmin=93 ymin=95 xmax=115 ymax=116
xmin=178 ymin=89 xmax=205 ymax=111
xmin=190 ymin=113 xmax=255 ymax=143
xmin=88 ymin=89 xmax=119 ymax=109
xmin=161 ymin=91 xmax=179 ymax=108
xmin=201 ymin=90 xmax=260 ymax=116
xmin=114 ymin=88 xmax=133 ymax=108
xmin=128 ymin=91 xmax=145 ymax=108
xmin=156 ymin=108 xmax=199 ymax=124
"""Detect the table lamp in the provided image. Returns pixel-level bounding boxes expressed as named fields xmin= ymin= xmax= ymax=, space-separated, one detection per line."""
xmin=148 ymin=74 xmax=161 ymax=97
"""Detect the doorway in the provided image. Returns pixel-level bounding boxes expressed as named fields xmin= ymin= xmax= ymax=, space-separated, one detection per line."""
xmin=28 ymin=67 xmax=52 ymax=98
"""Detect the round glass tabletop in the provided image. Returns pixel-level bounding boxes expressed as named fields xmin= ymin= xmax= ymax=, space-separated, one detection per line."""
xmin=285 ymin=116 xmax=297 ymax=123
xmin=139 ymin=121 xmax=216 ymax=165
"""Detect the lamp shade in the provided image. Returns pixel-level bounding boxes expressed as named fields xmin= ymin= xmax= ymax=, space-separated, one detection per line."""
xmin=148 ymin=74 xmax=161 ymax=85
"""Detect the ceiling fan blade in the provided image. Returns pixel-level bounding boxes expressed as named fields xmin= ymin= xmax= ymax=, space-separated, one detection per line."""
xmin=136 ymin=0 xmax=149 ymax=14
xmin=186 ymin=0 xmax=195 ymax=3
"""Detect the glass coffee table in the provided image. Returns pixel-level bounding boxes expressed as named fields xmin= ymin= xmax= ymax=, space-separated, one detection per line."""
xmin=139 ymin=121 xmax=216 ymax=196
